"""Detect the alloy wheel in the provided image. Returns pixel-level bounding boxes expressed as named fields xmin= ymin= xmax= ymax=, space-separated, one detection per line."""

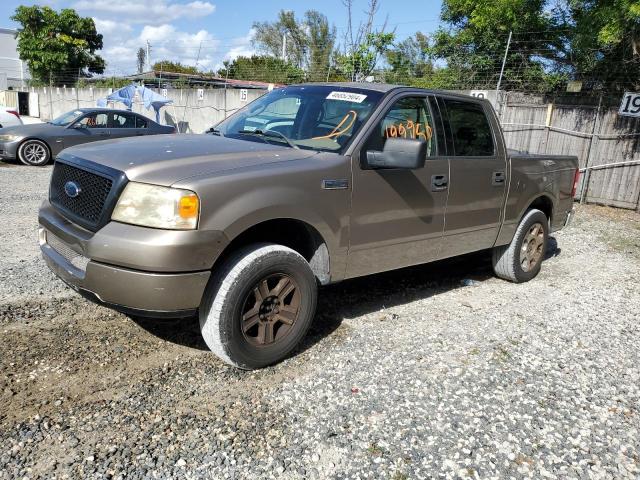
xmin=240 ymin=273 xmax=301 ymax=347
xmin=520 ymin=222 xmax=545 ymax=272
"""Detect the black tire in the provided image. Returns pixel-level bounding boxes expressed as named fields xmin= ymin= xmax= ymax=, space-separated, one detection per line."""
xmin=492 ymin=209 xmax=548 ymax=283
xmin=199 ymin=243 xmax=317 ymax=369
xmin=18 ymin=139 xmax=51 ymax=166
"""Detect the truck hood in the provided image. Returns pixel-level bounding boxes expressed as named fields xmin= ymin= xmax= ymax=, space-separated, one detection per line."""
xmin=58 ymin=134 xmax=318 ymax=186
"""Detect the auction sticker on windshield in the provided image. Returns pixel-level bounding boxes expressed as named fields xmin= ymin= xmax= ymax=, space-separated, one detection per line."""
xmin=326 ymin=91 xmax=367 ymax=103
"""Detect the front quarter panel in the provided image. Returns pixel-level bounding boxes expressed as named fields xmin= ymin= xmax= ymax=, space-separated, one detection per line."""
xmin=173 ymin=152 xmax=351 ymax=282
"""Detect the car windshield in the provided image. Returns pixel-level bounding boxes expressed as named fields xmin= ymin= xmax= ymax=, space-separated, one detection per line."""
xmin=49 ymin=110 xmax=84 ymax=126
xmin=214 ymin=85 xmax=384 ymax=153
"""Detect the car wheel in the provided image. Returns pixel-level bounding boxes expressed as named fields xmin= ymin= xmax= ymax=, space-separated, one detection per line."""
xmin=18 ymin=139 xmax=51 ymax=166
xmin=199 ymin=243 xmax=317 ymax=369
xmin=492 ymin=208 xmax=548 ymax=283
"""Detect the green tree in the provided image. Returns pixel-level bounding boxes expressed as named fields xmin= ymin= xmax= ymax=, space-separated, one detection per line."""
xmin=565 ymin=0 xmax=640 ymax=91
xmin=337 ymin=0 xmax=394 ymax=81
xmin=252 ymin=10 xmax=308 ymax=68
xmin=137 ymin=48 xmax=146 ymax=74
xmin=385 ymin=32 xmax=433 ymax=83
xmin=337 ymin=32 xmax=395 ymax=81
xmin=428 ymin=0 xmax=567 ymax=91
xmin=217 ymin=55 xmax=305 ymax=84
xmin=152 ymin=60 xmax=199 ymax=74
xmin=252 ymin=9 xmax=336 ymax=78
xmin=11 ymin=6 xmax=105 ymax=85
xmin=305 ymin=11 xmax=337 ymax=81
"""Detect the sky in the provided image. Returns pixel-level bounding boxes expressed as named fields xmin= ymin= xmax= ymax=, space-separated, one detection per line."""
xmin=1 ymin=0 xmax=443 ymax=75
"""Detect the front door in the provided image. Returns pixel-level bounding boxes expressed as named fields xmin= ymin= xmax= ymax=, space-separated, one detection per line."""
xmin=438 ymin=98 xmax=507 ymax=258
xmin=63 ymin=112 xmax=110 ymax=150
xmin=347 ymin=94 xmax=449 ymax=278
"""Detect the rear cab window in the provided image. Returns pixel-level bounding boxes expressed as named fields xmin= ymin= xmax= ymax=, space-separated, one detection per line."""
xmin=443 ymin=99 xmax=495 ymax=156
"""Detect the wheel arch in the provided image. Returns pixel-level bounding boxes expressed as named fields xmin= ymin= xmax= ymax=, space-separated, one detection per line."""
xmin=520 ymin=193 xmax=554 ymax=224
xmin=496 ymin=193 xmax=556 ymax=247
xmin=212 ymin=217 xmax=331 ymax=285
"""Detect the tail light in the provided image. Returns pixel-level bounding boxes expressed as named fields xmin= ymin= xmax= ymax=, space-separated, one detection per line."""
xmin=7 ymin=110 xmax=20 ymax=119
xmin=571 ymin=169 xmax=581 ymax=197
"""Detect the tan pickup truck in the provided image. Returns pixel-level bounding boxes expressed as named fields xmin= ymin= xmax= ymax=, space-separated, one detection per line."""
xmin=39 ymin=83 xmax=579 ymax=369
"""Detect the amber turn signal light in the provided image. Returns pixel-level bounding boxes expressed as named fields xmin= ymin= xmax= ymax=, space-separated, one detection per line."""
xmin=178 ymin=194 xmax=199 ymax=219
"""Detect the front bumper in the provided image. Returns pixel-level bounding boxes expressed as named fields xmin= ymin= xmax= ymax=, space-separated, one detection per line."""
xmin=39 ymin=200 xmax=228 ymax=317
xmin=0 ymin=139 xmax=21 ymax=160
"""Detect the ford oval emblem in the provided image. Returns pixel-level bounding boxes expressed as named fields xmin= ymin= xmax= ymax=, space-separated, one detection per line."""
xmin=64 ymin=181 xmax=81 ymax=198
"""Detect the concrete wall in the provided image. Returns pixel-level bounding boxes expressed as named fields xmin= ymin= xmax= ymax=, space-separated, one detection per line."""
xmin=31 ymin=86 xmax=266 ymax=133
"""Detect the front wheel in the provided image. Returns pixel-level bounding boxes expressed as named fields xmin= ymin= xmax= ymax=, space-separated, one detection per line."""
xmin=199 ymin=243 xmax=317 ymax=369
xmin=18 ymin=139 xmax=51 ymax=166
xmin=492 ymin=209 xmax=548 ymax=283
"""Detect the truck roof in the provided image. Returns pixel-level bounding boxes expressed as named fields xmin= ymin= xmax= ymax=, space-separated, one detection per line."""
xmin=290 ymin=82 xmax=477 ymax=101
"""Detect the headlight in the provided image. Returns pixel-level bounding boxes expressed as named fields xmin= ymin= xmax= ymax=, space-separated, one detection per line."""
xmin=112 ymin=182 xmax=199 ymax=230
xmin=0 ymin=134 xmax=19 ymax=142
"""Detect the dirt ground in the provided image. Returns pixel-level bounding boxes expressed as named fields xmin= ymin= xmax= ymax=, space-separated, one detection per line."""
xmin=1 ymin=162 xmax=639 ymax=479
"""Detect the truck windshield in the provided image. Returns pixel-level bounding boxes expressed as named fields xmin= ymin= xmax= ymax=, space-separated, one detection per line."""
xmin=213 ymin=85 xmax=383 ymax=153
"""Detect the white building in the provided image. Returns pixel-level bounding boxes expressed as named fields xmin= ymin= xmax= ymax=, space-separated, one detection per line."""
xmin=0 ymin=28 xmax=30 ymax=90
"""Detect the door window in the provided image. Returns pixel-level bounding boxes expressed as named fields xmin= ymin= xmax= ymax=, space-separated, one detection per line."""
xmin=135 ymin=116 xmax=148 ymax=128
xmin=364 ymin=96 xmax=436 ymax=156
xmin=78 ymin=113 xmax=108 ymax=128
xmin=111 ymin=112 xmax=136 ymax=128
xmin=444 ymin=100 xmax=494 ymax=156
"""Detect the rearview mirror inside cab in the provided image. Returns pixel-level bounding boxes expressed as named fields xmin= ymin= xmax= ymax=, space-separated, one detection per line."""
xmin=365 ymin=138 xmax=427 ymax=170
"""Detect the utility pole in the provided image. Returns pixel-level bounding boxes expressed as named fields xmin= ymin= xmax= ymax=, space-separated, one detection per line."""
xmin=75 ymin=68 xmax=80 ymax=109
xmin=281 ymin=33 xmax=287 ymax=61
xmin=495 ymin=30 xmax=512 ymax=111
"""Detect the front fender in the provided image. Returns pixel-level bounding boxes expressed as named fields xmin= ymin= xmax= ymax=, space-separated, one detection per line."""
xmin=175 ymin=155 xmax=351 ymax=280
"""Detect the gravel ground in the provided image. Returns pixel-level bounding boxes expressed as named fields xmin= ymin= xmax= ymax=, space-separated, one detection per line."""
xmin=1 ymin=161 xmax=639 ymax=479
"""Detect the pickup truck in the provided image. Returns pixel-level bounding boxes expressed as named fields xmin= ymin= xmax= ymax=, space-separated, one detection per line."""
xmin=38 ymin=83 xmax=579 ymax=369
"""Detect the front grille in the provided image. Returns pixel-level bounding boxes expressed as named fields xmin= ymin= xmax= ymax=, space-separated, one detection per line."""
xmin=50 ymin=162 xmax=114 ymax=230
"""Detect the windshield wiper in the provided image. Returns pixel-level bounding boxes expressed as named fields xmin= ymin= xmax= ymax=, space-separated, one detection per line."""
xmin=206 ymin=127 xmax=224 ymax=136
xmin=237 ymin=129 xmax=299 ymax=149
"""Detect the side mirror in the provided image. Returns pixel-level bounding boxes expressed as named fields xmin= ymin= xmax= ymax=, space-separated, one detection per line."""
xmin=365 ymin=138 xmax=427 ymax=170
xmin=69 ymin=122 xmax=86 ymax=129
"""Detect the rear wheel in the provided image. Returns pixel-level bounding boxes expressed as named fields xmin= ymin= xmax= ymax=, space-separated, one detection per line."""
xmin=492 ymin=209 xmax=548 ymax=283
xmin=18 ymin=139 xmax=50 ymax=166
xmin=199 ymin=243 xmax=317 ymax=369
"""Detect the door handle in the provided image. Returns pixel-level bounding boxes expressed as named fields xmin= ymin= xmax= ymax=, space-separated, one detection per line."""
xmin=492 ymin=171 xmax=506 ymax=186
xmin=431 ymin=174 xmax=448 ymax=191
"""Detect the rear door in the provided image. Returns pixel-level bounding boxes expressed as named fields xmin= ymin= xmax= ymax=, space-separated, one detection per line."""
xmin=109 ymin=112 xmax=139 ymax=139
xmin=134 ymin=114 xmax=154 ymax=135
xmin=438 ymin=97 xmax=507 ymax=258
xmin=346 ymin=93 xmax=450 ymax=278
